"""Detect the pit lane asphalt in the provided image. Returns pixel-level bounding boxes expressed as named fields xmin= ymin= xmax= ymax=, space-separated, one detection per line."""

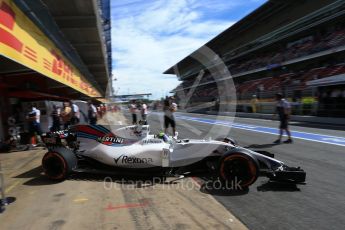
xmin=0 ymin=112 xmax=247 ymax=230
xmin=147 ymin=112 xmax=345 ymax=230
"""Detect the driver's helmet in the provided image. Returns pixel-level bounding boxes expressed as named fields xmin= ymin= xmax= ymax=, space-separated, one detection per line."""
xmin=157 ymin=132 xmax=169 ymax=142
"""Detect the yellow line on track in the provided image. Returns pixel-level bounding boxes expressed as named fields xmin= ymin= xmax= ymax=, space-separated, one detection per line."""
xmin=2 ymin=150 xmax=44 ymax=194
xmin=5 ymin=180 xmax=22 ymax=193
xmin=73 ymin=198 xmax=89 ymax=203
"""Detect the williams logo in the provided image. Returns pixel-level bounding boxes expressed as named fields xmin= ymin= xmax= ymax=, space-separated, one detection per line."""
xmin=114 ymin=155 xmax=153 ymax=164
xmin=97 ymin=135 xmax=124 ymax=145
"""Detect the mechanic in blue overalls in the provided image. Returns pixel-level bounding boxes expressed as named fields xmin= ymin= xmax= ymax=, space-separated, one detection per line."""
xmin=274 ymin=93 xmax=293 ymax=144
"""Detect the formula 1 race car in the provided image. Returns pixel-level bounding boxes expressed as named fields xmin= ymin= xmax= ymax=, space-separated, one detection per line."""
xmin=41 ymin=124 xmax=306 ymax=188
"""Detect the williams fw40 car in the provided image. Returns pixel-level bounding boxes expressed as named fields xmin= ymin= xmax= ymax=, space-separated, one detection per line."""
xmin=41 ymin=124 xmax=306 ymax=188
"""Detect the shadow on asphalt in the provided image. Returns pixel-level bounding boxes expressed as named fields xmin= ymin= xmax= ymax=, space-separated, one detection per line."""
xmin=256 ymin=181 xmax=301 ymax=192
xmin=68 ymin=173 xmax=189 ymax=188
xmin=198 ymin=177 xmax=303 ymax=195
xmin=20 ymin=169 xmax=302 ymax=193
xmin=23 ymin=176 xmax=61 ymax=186
xmin=68 ymin=173 xmax=168 ymax=184
xmin=23 ymin=172 xmax=173 ymax=188
xmin=245 ymin=143 xmax=279 ymax=149
xmin=14 ymin=166 xmax=42 ymax=178
xmin=11 ymin=165 xmax=60 ymax=186
xmin=199 ymin=181 xmax=250 ymax=196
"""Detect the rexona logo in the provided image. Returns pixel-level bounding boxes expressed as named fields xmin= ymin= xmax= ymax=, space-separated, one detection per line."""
xmin=114 ymin=155 xmax=153 ymax=164
xmin=97 ymin=135 xmax=124 ymax=145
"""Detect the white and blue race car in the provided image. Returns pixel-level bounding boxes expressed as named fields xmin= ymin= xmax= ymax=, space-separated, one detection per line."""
xmin=41 ymin=124 xmax=306 ymax=188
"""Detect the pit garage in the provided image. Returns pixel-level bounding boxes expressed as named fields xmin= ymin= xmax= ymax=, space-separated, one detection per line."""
xmin=0 ymin=0 xmax=110 ymax=140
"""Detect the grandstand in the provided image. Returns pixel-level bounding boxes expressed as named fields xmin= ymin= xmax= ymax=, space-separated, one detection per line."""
xmin=164 ymin=0 xmax=345 ymax=117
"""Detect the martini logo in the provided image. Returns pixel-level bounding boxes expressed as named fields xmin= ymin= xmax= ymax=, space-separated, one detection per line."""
xmin=114 ymin=155 xmax=153 ymax=164
xmin=97 ymin=135 xmax=124 ymax=145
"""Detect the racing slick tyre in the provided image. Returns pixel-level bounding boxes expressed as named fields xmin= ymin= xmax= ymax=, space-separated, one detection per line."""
xmin=219 ymin=152 xmax=259 ymax=189
xmin=42 ymin=147 xmax=77 ymax=180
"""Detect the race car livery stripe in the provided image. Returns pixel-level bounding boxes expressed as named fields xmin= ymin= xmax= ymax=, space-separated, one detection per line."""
xmin=77 ymin=125 xmax=108 ymax=137
xmin=82 ymin=126 xmax=108 ymax=136
xmin=90 ymin=124 xmax=111 ymax=134
xmin=77 ymin=133 xmax=98 ymax=140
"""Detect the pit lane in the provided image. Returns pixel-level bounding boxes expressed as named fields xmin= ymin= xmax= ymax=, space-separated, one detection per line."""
xmin=1 ymin=111 xmax=345 ymax=230
xmin=0 ymin=120 xmax=245 ymax=230
xmin=147 ymin=112 xmax=345 ymax=230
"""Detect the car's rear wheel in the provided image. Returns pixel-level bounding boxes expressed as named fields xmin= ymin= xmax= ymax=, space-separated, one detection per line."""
xmin=219 ymin=153 xmax=259 ymax=188
xmin=42 ymin=148 xmax=77 ymax=180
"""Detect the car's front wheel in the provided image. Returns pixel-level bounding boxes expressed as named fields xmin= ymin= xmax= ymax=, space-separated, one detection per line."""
xmin=219 ymin=152 xmax=259 ymax=188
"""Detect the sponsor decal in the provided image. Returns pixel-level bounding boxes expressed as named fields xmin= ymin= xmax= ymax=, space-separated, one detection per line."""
xmin=55 ymin=130 xmax=66 ymax=134
xmin=114 ymin=155 xmax=153 ymax=164
xmin=162 ymin=149 xmax=170 ymax=167
xmin=0 ymin=0 xmax=100 ymax=97
xmin=53 ymin=130 xmax=68 ymax=138
xmin=126 ymin=126 xmax=149 ymax=137
xmin=141 ymin=139 xmax=163 ymax=144
xmin=97 ymin=136 xmax=124 ymax=145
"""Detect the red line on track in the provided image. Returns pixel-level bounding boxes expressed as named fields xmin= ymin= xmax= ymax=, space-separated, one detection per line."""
xmin=191 ymin=177 xmax=203 ymax=188
xmin=106 ymin=201 xmax=150 ymax=211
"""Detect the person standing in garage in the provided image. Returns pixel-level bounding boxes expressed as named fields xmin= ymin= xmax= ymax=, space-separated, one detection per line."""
xmin=50 ymin=104 xmax=61 ymax=131
xmin=70 ymin=101 xmax=80 ymax=125
xmin=87 ymin=101 xmax=98 ymax=125
xmin=141 ymin=102 xmax=148 ymax=124
xmin=26 ymin=103 xmax=42 ymax=146
xmin=129 ymin=101 xmax=138 ymax=125
xmin=61 ymin=101 xmax=73 ymax=129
